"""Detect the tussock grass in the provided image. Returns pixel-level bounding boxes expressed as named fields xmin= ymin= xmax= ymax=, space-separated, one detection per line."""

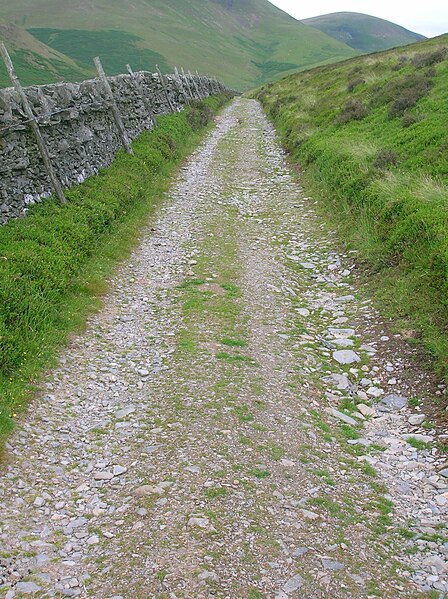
xmin=0 ymin=96 xmax=230 ymax=449
xmin=254 ymin=34 xmax=448 ymax=379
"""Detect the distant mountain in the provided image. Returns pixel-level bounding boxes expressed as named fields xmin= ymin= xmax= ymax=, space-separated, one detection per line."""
xmin=0 ymin=0 xmax=357 ymax=89
xmin=302 ymin=12 xmax=426 ymax=53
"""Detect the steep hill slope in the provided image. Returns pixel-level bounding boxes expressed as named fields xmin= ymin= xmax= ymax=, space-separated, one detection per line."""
xmin=254 ymin=35 xmax=448 ymax=374
xmin=303 ymin=12 xmax=425 ymax=53
xmin=0 ymin=0 xmax=357 ymax=89
xmin=0 ymin=23 xmax=91 ymax=86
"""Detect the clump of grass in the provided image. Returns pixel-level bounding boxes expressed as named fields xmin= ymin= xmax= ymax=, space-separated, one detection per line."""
xmin=315 ymin=468 xmax=336 ymax=486
xmin=392 ymin=55 xmax=409 ymax=71
xmin=338 ymin=424 xmax=361 ymax=440
xmin=269 ymin=443 xmax=285 ymax=460
xmin=187 ymin=101 xmax=214 ymax=130
xmin=234 ymin=405 xmax=254 ymax=422
xmin=406 ymin=437 xmax=432 ymax=451
xmin=205 ymin=487 xmax=228 ymax=499
xmin=308 ymin=496 xmax=342 ymax=517
xmin=221 ymin=337 xmax=247 ymax=348
xmin=249 ymin=468 xmax=271 ymax=479
xmin=216 ymin=352 xmax=255 ymax=364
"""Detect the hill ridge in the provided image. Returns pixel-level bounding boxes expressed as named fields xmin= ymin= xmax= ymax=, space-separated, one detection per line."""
xmin=0 ymin=0 xmax=357 ymax=88
xmin=302 ymin=11 xmax=426 ymax=53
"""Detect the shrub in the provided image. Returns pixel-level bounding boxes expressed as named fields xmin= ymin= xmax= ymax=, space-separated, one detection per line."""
xmin=392 ymin=56 xmax=409 ymax=71
xmin=390 ymin=93 xmax=417 ymax=117
xmin=335 ymin=99 xmax=368 ymax=124
xmin=347 ymin=78 xmax=365 ymax=93
xmin=374 ymin=149 xmax=399 ymax=169
xmin=186 ymin=101 xmax=214 ymax=130
xmin=412 ymin=48 xmax=447 ymax=68
xmin=402 ymin=112 xmax=420 ymax=128
xmin=371 ymin=71 xmax=434 ymax=111
xmin=387 ymin=73 xmax=434 ymax=118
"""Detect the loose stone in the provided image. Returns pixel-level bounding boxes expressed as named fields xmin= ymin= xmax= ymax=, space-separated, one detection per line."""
xmin=283 ymin=574 xmax=304 ymax=592
xmin=332 ymin=350 xmax=361 ymax=364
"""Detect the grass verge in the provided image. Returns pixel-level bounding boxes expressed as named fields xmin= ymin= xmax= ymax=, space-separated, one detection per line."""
xmin=0 ymin=95 xmax=231 ymax=452
xmin=253 ymin=35 xmax=448 ymax=380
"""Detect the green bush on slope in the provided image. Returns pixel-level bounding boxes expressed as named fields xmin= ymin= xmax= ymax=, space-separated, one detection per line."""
xmin=254 ymin=35 xmax=448 ymax=376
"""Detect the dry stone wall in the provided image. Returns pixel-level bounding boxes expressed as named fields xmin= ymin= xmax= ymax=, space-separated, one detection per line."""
xmin=0 ymin=71 xmax=225 ymax=224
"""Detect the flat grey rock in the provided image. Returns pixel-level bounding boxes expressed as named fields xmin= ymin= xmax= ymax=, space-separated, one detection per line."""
xmin=93 ymin=471 xmax=114 ymax=480
xmin=115 ymin=407 xmax=135 ymax=419
xmin=293 ymin=547 xmax=309 ymax=557
xmin=357 ymin=403 xmax=376 ymax=417
xmin=322 ymin=373 xmax=350 ymax=390
xmin=334 ymin=295 xmax=355 ymax=303
xmin=333 ymin=338 xmax=354 ymax=348
xmin=321 ymin=559 xmax=344 ymax=571
xmin=377 ymin=394 xmax=408 ymax=412
xmin=283 ymin=574 xmax=304 ymax=592
xmin=333 ymin=350 xmax=360 ymax=364
xmin=328 ymin=328 xmax=355 ymax=338
xmin=408 ymin=414 xmax=426 ymax=426
xmin=329 ymin=408 xmax=358 ymax=426
xmin=15 ymin=582 xmax=41 ymax=594
xmin=112 ymin=465 xmax=127 ymax=476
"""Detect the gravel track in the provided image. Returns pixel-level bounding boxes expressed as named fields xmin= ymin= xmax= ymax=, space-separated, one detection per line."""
xmin=0 ymin=99 xmax=447 ymax=598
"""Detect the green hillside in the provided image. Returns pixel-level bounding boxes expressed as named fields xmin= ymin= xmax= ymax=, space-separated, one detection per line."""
xmin=254 ymin=35 xmax=448 ymax=374
xmin=0 ymin=23 xmax=90 ymax=86
xmin=303 ymin=12 xmax=426 ymax=53
xmin=0 ymin=0 xmax=357 ymax=89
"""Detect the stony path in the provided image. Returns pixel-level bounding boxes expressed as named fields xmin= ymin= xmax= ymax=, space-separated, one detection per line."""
xmin=1 ymin=99 xmax=447 ymax=598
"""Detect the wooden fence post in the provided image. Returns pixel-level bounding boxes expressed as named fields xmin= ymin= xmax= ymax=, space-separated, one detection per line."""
xmin=188 ymin=70 xmax=201 ymax=100
xmin=156 ymin=65 xmax=176 ymax=113
xmin=94 ymin=56 xmax=133 ymax=155
xmin=195 ymin=70 xmax=207 ymax=98
xmin=0 ymin=43 xmax=67 ymax=204
xmin=174 ymin=67 xmax=190 ymax=106
xmin=126 ymin=63 xmax=158 ymax=128
xmin=181 ymin=68 xmax=194 ymax=102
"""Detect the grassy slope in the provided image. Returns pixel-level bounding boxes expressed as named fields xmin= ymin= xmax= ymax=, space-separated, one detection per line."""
xmin=0 ymin=95 xmax=230 ymax=450
xmin=303 ymin=12 xmax=425 ymax=53
xmin=0 ymin=24 xmax=90 ymax=86
xmin=254 ymin=35 xmax=448 ymax=376
xmin=0 ymin=0 xmax=356 ymax=89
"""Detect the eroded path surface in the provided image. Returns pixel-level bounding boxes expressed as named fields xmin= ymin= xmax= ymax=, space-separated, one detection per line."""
xmin=1 ymin=99 xmax=447 ymax=598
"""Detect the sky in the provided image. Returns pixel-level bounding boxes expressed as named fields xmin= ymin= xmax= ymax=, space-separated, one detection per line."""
xmin=268 ymin=0 xmax=448 ymax=38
